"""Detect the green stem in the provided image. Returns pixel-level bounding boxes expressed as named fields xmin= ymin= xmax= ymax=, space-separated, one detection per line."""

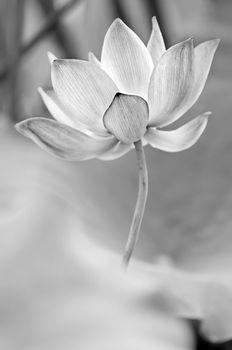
xmin=122 ymin=139 xmax=148 ymax=267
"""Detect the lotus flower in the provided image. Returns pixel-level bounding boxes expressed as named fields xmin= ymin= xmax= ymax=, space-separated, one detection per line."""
xmin=16 ymin=18 xmax=219 ymax=161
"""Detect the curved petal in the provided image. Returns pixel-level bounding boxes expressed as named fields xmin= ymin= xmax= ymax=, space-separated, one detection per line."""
xmin=101 ymin=18 xmax=154 ymax=100
xmin=173 ymin=39 xmax=220 ymax=120
xmin=193 ymin=39 xmax=219 ymax=96
xmin=38 ymin=87 xmax=71 ymax=127
xmin=38 ymin=88 xmax=94 ymax=135
xmin=98 ymin=141 xmax=132 ymax=160
xmin=145 ymin=112 xmax=210 ymax=152
xmin=15 ymin=118 xmax=117 ymax=161
xmin=148 ymin=39 xmax=194 ymax=127
xmin=88 ymin=51 xmax=102 ymax=68
xmin=51 ymin=59 xmax=118 ymax=135
xmin=147 ymin=17 xmax=166 ymax=68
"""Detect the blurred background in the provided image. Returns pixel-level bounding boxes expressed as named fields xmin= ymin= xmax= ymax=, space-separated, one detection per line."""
xmin=1 ymin=0 xmax=232 ymax=349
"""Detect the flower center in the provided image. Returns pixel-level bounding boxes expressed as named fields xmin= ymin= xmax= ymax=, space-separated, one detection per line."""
xmin=103 ymin=93 xmax=149 ymax=144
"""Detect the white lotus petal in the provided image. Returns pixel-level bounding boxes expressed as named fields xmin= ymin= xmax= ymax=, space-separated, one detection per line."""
xmin=145 ymin=112 xmax=210 ymax=152
xmin=15 ymin=118 xmax=117 ymax=161
xmin=148 ymin=39 xmax=194 ymax=127
xmin=101 ymin=18 xmax=153 ymax=100
xmin=51 ymin=59 xmax=118 ymax=135
xmin=193 ymin=40 xmax=219 ymax=97
xmin=147 ymin=17 xmax=166 ymax=68
xmin=38 ymin=88 xmax=93 ymax=135
xmin=47 ymin=51 xmax=57 ymax=64
xmin=173 ymin=39 xmax=220 ymax=120
xmin=38 ymin=88 xmax=74 ymax=128
xmin=98 ymin=141 xmax=132 ymax=160
xmin=88 ymin=51 xmax=102 ymax=68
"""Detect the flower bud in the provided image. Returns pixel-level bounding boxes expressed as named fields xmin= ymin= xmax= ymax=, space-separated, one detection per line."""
xmin=103 ymin=93 xmax=149 ymax=144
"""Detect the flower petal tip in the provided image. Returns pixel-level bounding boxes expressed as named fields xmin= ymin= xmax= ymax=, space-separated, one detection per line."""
xmin=37 ymin=86 xmax=43 ymax=95
xmin=14 ymin=121 xmax=21 ymax=133
xmin=88 ymin=52 xmax=101 ymax=66
xmin=47 ymin=51 xmax=57 ymax=64
xmin=14 ymin=120 xmax=29 ymax=137
xmin=38 ymin=87 xmax=50 ymax=101
xmin=110 ymin=17 xmax=127 ymax=31
xmin=187 ymin=37 xmax=194 ymax=47
xmin=171 ymin=37 xmax=194 ymax=52
xmin=210 ymin=38 xmax=221 ymax=50
xmin=114 ymin=17 xmax=124 ymax=25
xmin=201 ymin=112 xmax=212 ymax=122
xmin=201 ymin=112 xmax=212 ymax=125
xmin=203 ymin=111 xmax=212 ymax=116
xmin=88 ymin=52 xmax=94 ymax=60
xmin=37 ymin=87 xmax=48 ymax=103
xmin=215 ymin=38 xmax=221 ymax=44
xmin=151 ymin=16 xmax=158 ymax=25
xmin=211 ymin=38 xmax=221 ymax=45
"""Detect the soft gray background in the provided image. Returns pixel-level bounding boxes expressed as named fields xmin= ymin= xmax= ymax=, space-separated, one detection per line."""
xmin=0 ymin=0 xmax=232 ymax=349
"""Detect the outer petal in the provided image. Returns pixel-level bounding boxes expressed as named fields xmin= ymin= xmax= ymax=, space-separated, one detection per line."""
xmin=98 ymin=141 xmax=132 ymax=160
xmin=148 ymin=39 xmax=194 ymax=127
xmin=39 ymin=88 xmax=95 ymax=136
xmin=15 ymin=118 xmax=117 ymax=161
xmin=38 ymin=88 xmax=83 ymax=130
xmin=147 ymin=17 xmax=166 ymax=68
xmin=38 ymin=87 xmax=73 ymax=127
xmin=173 ymin=39 xmax=220 ymax=120
xmin=51 ymin=59 xmax=118 ymax=135
xmin=145 ymin=112 xmax=210 ymax=152
xmin=101 ymin=18 xmax=154 ymax=100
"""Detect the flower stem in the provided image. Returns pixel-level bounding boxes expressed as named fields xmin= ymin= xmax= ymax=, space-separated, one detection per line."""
xmin=122 ymin=139 xmax=148 ymax=267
